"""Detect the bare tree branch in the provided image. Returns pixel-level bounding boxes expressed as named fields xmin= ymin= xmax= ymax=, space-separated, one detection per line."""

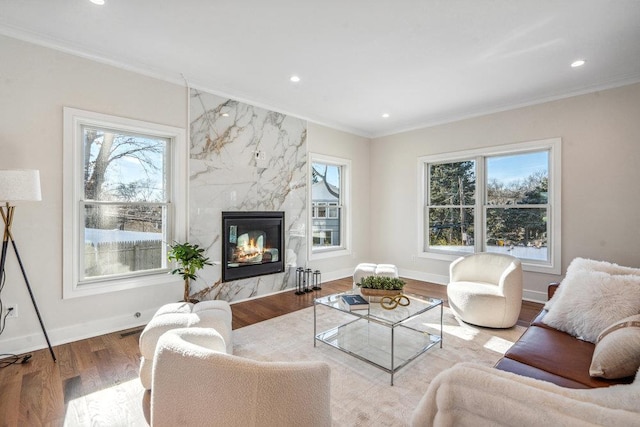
xmin=312 ymin=164 xmax=339 ymax=198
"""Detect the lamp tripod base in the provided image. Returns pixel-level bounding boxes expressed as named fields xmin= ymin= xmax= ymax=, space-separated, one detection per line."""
xmin=1 ymin=204 xmax=56 ymax=362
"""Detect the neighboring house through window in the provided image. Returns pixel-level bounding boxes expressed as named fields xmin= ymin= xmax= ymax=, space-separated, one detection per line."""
xmin=418 ymin=138 xmax=561 ymax=274
xmin=63 ymin=108 xmax=187 ymax=298
xmin=309 ymin=153 xmax=351 ymax=259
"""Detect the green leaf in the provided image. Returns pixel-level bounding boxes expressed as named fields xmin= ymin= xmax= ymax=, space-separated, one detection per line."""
xmin=167 ymin=241 xmax=212 ymax=281
xmin=357 ymin=276 xmax=405 ymax=290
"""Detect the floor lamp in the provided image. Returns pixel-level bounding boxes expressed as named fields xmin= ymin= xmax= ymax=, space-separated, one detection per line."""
xmin=0 ymin=169 xmax=56 ymax=362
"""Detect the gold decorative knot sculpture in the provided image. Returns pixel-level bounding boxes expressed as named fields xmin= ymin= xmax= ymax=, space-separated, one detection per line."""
xmin=380 ymin=294 xmax=410 ymax=310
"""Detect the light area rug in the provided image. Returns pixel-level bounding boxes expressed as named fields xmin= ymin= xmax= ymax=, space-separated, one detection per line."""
xmin=233 ymin=305 xmax=525 ymax=427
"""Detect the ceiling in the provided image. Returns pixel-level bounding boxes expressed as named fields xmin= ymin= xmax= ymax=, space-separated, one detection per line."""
xmin=1 ymin=1 xmax=640 ymax=138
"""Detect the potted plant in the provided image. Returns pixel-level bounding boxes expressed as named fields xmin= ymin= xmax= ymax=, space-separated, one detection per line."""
xmin=167 ymin=241 xmax=212 ymax=303
xmin=357 ymin=276 xmax=405 ymax=297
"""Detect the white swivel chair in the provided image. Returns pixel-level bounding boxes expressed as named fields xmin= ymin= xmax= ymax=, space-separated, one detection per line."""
xmin=447 ymin=252 xmax=523 ymax=328
xmin=150 ymin=327 xmax=332 ymax=427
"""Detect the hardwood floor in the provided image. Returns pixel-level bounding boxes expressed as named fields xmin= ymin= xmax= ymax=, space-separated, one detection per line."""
xmin=232 ymin=277 xmax=543 ymax=329
xmin=0 ymin=278 xmax=542 ymax=426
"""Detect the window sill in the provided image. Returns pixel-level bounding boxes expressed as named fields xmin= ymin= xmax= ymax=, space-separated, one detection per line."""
xmin=310 ymin=247 xmax=351 ymax=261
xmin=63 ymin=272 xmax=182 ymax=299
xmin=417 ymin=251 xmax=560 ymax=275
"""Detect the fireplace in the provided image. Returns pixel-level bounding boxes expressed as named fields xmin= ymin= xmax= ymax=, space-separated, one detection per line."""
xmin=221 ymin=211 xmax=285 ymax=282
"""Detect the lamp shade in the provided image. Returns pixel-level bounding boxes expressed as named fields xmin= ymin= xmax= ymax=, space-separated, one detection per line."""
xmin=0 ymin=169 xmax=42 ymax=202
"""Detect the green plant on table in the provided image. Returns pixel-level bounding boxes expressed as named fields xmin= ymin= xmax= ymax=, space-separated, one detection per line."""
xmin=357 ymin=276 xmax=405 ymax=290
xmin=168 ymin=241 xmax=212 ymax=303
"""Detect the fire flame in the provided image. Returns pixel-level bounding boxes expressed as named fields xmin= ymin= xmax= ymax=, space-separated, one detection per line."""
xmin=234 ymin=238 xmax=269 ymax=262
xmin=243 ymin=238 xmax=262 ymax=255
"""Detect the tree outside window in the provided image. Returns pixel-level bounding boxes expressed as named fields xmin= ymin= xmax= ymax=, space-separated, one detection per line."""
xmin=81 ymin=126 xmax=170 ymax=280
xmin=485 ymin=152 xmax=549 ymax=261
xmin=427 ymin=160 xmax=476 ymax=253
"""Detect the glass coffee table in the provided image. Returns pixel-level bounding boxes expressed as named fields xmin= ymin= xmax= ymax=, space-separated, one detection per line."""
xmin=314 ymin=291 xmax=443 ymax=385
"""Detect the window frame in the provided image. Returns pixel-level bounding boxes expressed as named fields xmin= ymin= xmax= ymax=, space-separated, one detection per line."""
xmin=63 ymin=107 xmax=187 ymax=298
xmin=417 ymin=138 xmax=561 ymax=274
xmin=308 ymin=153 xmax=351 ymax=260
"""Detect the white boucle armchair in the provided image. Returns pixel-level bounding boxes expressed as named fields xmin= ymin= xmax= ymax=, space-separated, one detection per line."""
xmin=447 ymin=252 xmax=523 ymax=328
xmin=150 ymin=327 xmax=332 ymax=427
xmin=138 ymin=300 xmax=233 ymax=390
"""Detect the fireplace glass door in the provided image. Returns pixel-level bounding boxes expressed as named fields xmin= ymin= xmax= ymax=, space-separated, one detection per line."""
xmin=222 ymin=211 xmax=285 ymax=282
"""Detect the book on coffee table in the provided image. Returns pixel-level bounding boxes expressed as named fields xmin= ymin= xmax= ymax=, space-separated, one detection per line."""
xmin=340 ymin=294 xmax=369 ymax=311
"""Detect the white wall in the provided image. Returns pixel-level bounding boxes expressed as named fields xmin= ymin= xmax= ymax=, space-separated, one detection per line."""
xmin=370 ymin=83 xmax=640 ymax=302
xmin=306 ymin=123 xmax=372 ymax=281
xmin=0 ymin=35 xmax=187 ymax=354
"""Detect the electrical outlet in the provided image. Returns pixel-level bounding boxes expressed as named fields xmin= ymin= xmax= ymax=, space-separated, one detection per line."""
xmin=6 ymin=304 xmax=18 ymax=318
xmin=254 ymin=150 xmax=269 ymax=168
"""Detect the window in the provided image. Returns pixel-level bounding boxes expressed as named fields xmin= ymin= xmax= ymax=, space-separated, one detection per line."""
xmin=63 ymin=108 xmax=187 ymax=298
xmin=313 ymin=202 xmax=328 ymax=218
xmin=427 ymin=160 xmax=477 ymax=254
xmin=327 ymin=202 xmax=339 ymax=219
xmin=313 ymin=230 xmax=333 ymax=246
xmin=311 ymin=201 xmax=340 ymax=220
xmin=418 ymin=138 xmax=561 ymax=274
xmin=309 ymin=153 xmax=351 ymax=259
xmin=485 ymin=151 xmax=550 ymax=261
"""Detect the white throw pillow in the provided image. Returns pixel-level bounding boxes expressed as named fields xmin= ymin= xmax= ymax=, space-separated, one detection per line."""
xmin=544 ymin=258 xmax=640 ymax=311
xmin=542 ymin=269 xmax=640 ymax=343
xmin=590 ymin=314 xmax=640 ymax=379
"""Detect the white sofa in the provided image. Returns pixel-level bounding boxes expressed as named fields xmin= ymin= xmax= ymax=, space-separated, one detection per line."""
xmin=138 ymin=300 xmax=233 ymax=390
xmin=411 ymin=362 xmax=640 ymax=426
xmin=150 ymin=327 xmax=332 ymax=427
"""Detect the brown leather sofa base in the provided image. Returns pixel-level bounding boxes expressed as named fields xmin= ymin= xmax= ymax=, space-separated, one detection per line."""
xmin=499 ymin=324 xmax=633 ymax=388
xmin=495 ymin=283 xmax=635 ymax=388
xmin=494 ymin=357 xmax=590 ymax=389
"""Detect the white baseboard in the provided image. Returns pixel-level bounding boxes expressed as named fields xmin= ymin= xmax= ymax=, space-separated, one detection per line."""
xmin=399 ymin=267 xmax=547 ymax=304
xmin=0 ymin=309 xmax=156 ymax=357
xmin=317 ymin=267 xmax=354 ymax=283
xmin=399 ymin=268 xmax=448 ymax=285
xmin=523 ymin=289 xmax=547 ymax=304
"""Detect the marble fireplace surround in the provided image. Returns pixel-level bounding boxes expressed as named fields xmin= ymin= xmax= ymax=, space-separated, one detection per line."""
xmin=189 ymin=89 xmax=307 ymax=303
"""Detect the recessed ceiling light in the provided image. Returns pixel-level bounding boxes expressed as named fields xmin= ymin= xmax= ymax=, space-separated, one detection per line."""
xmin=382 ymin=113 xmax=390 ymax=119
xmin=221 ymin=113 xmax=229 ymax=117
xmin=571 ymin=59 xmax=586 ymax=68
xmin=90 ymin=0 xmax=105 ymax=4
xmin=289 ymin=75 xmax=301 ymax=83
